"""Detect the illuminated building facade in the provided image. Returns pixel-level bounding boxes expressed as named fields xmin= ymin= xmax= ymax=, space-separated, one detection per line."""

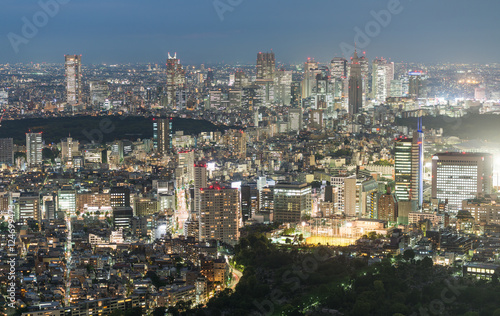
xmin=65 ymin=54 xmax=82 ymax=105
xmin=273 ymin=182 xmax=312 ymax=223
xmin=432 ymin=152 xmax=493 ymax=212
xmin=153 ymin=117 xmax=173 ymax=154
xmin=348 ymin=50 xmax=363 ymax=115
xmin=199 ymin=185 xmax=240 ymax=245
xmin=26 ymin=132 xmax=43 ymax=168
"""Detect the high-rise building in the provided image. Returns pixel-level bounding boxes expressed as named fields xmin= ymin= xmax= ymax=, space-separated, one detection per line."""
xmin=302 ymin=58 xmax=320 ymax=99
xmin=348 ymin=50 xmax=363 ymax=115
xmin=241 ymin=185 xmax=259 ymax=222
xmin=166 ymin=53 xmax=186 ymax=108
xmin=273 ymin=182 xmax=312 ymax=223
xmin=110 ymin=187 xmax=131 ymax=208
xmin=432 ymin=152 xmax=493 ymax=212
xmin=377 ymin=188 xmax=398 ymax=222
xmin=394 ymin=122 xmax=424 ymax=208
xmin=26 ymin=132 xmax=43 ymax=168
xmin=408 ymin=71 xmax=427 ymax=99
xmin=89 ymin=80 xmax=109 ymax=107
xmin=291 ymin=81 xmax=302 ymax=107
xmin=153 ymin=117 xmax=172 ymax=154
xmin=256 ymin=52 xmax=275 ymax=82
xmin=16 ymin=194 xmax=40 ymax=222
xmin=224 ymin=130 xmax=246 ymax=159
xmin=0 ymin=138 xmax=14 ymax=165
xmin=65 ymin=55 xmax=82 ymax=105
xmin=331 ymin=57 xmax=348 ymax=103
xmin=61 ymin=137 xmax=79 ymax=162
xmin=288 ymin=108 xmax=303 ymax=132
xmin=199 ymin=185 xmax=240 ymax=245
xmin=193 ymin=162 xmax=208 ymax=221
xmin=58 ymin=186 xmax=76 ymax=217
xmin=371 ymin=58 xmax=394 ymax=103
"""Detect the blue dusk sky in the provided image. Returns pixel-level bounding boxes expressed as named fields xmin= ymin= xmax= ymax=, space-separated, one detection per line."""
xmin=1 ymin=0 xmax=499 ymax=65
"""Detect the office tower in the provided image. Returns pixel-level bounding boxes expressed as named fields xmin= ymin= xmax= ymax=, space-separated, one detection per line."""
xmin=26 ymin=132 xmax=43 ymax=168
xmin=377 ymin=188 xmax=398 ymax=222
xmin=390 ymin=79 xmax=403 ymax=97
xmin=16 ymin=194 xmax=40 ymax=222
xmin=408 ymin=71 xmax=427 ymax=99
xmin=224 ymin=130 xmax=246 ymax=159
xmin=288 ymin=108 xmax=303 ymax=132
xmin=61 ymin=137 xmax=79 ymax=162
xmin=241 ymin=185 xmax=259 ymax=222
xmin=302 ymin=58 xmax=320 ymax=99
xmin=309 ymin=109 xmax=323 ymax=130
xmin=113 ymin=206 xmax=134 ymax=229
xmin=273 ymin=182 xmax=312 ymax=223
xmin=153 ymin=117 xmax=172 ymax=154
xmin=312 ymin=74 xmax=333 ymax=111
xmin=193 ymin=162 xmax=208 ymax=221
xmin=166 ymin=53 xmax=186 ymax=108
xmin=234 ymin=70 xmax=249 ymax=89
xmin=331 ymin=57 xmax=348 ymax=102
xmin=291 ymin=81 xmax=302 ymax=107
xmin=178 ymin=150 xmax=195 ymax=182
xmin=199 ymin=185 xmax=240 ymax=245
xmin=89 ymin=80 xmax=109 ymax=107
xmin=371 ymin=58 xmax=394 ymax=103
xmin=256 ymin=51 xmax=275 ymax=82
xmin=65 ymin=55 xmax=82 ymax=105
xmin=274 ymin=69 xmax=292 ymax=106
xmin=331 ymin=57 xmax=348 ymax=80
xmin=432 ymin=152 xmax=493 ymax=212
xmin=394 ymin=120 xmax=424 ymax=208
xmin=58 ymin=186 xmax=76 ymax=217
xmin=0 ymin=138 xmax=14 ymax=165
xmin=348 ymin=50 xmax=363 ymax=115
xmin=110 ymin=187 xmax=131 ymax=208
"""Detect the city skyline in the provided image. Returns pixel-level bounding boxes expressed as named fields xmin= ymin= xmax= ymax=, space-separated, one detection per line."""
xmin=1 ymin=0 xmax=500 ymax=64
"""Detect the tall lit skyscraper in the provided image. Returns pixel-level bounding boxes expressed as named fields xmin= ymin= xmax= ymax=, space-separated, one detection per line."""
xmin=153 ymin=117 xmax=172 ymax=155
xmin=371 ymin=58 xmax=394 ymax=103
xmin=65 ymin=55 xmax=82 ymax=105
xmin=199 ymin=184 xmax=240 ymax=245
xmin=394 ymin=120 xmax=424 ymax=208
xmin=432 ymin=152 xmax=493 ymax=212
xmin=26 ymin=132 xmax=43 ymax=168
xmin=193 ymin=162 xmax=208 ymax=221
xmin=256 ymin=51 xmax=275 ymax=82
xmin=330 ymin=57 xmax=348 ymax=101
xmin=166 ymin=53 xmax=186 ymax=108
xmin=348 ymin=50 xmax=363 ymax=115
xmin=302 ymin=58 xmax=320 ymax=99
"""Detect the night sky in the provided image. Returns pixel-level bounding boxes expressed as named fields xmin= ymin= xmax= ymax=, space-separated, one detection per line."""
xmin=1 ymin=0 xmax=499 ymax=65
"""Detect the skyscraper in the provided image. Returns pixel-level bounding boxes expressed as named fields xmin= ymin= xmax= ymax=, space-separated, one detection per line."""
xmin=394 ymin=121 xmax=424 ymax=208
xmin=432 ymin=152 xmax=493 ymax=212
xmin=166 ymin=53 xmax=186 ymax=108
xmin=408 ymin=71 xmax=427 ymax=99
xmin=26 ymin=132 xmax=43 ymax=168
xmin=153 ymin=117 xmax=172 ymax=155
xmin=256 ymin=51 xmax=275 ymax=82
xmin=302 ymin=58 xmax=320 ymax=99
xmin=348 ymin=51 xmax=363 ymax=115
xmin=193 ymin=162 xmax=208 ymax=221
xmin=273 ymin=182 xmax=312 ymax=223
xmin=371 ymin=58 xmax=394 ymax=103
xmin=199 ymin=184 xmax=240 ymax=245
xmin=0 ymin=138 xmax=14 ymax=165
xmin=65 ymin=55 xmax=82 ymax=105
